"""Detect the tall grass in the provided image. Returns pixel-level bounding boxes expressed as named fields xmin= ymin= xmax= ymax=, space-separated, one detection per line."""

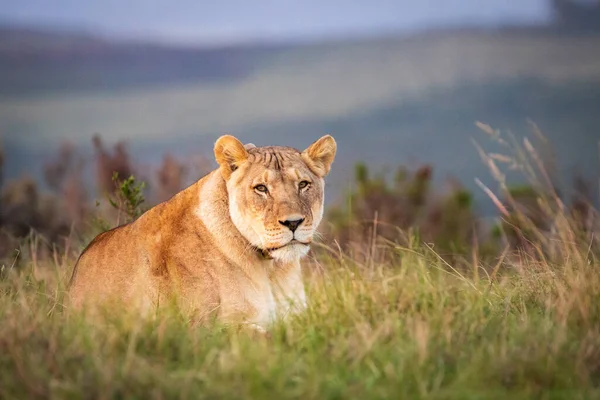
xmin=1 ymin=124 xmax=599 ymax=399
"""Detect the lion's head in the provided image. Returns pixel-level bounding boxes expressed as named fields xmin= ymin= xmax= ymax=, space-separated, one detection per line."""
xmin=214 ymin=134 xmax=336 ymax=262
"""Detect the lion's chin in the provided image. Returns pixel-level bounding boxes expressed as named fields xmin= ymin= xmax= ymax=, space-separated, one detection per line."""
xmin=268 ymin=241 xmax=310 ymax=263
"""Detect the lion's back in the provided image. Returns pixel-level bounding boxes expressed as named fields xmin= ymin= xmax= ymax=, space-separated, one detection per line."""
xmin=67 ymin=222 xmax=153 ymax=310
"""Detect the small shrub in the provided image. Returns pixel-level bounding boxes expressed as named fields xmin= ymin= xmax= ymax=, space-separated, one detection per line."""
xmin=325 ymin=162 xmax=480 ymax=264
xmin=107 ymin=172 xmax=147 ymax=225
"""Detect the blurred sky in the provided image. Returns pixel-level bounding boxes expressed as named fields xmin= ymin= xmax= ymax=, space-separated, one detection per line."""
xmin=0 ymin=0 xmax=552 ymax=44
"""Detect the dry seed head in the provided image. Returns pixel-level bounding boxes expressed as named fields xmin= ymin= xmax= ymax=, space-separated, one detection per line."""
xmin=489 ymin=153 xmax=513 ymax=164
xmin=523 ymin=137 xmax=538 ymax=162
xmin=487 ymin=158 xmax=505 ymax=183
xmin=475 ymin=178 xmax=510 ymax=217
xmin=475 ymin=121 xmax=496 ymax=136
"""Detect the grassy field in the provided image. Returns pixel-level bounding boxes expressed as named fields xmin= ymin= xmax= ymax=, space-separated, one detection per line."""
xmin=1 ymin=220 xmax=599 ymax=399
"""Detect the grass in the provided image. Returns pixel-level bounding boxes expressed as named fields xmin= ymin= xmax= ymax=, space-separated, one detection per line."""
xmin=1 ymin=235 xmax=599 ymax=399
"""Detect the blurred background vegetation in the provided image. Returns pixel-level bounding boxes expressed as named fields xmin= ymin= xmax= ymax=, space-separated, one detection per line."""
xmin=0 ymin=0 xmax=599 ymax=265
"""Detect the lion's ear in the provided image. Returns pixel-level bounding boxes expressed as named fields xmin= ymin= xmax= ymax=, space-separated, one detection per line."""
xmin=302 ymin=135 xmax=337 ymax=177
xmin=214 ymin=135 xmax=249 ymax=178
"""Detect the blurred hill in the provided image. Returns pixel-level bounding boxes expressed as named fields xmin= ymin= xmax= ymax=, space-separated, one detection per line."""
xmin=0 ymin=25 xmax=285 ymax=96
xmin=1 ymin=25 xmax=599 ymax=214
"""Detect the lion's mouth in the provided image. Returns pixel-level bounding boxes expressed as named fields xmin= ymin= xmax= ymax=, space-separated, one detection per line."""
xmin=265 ymin=239 xmax=310 ymax=252
xmin=253 ymin=240 xmax=311 ymax=259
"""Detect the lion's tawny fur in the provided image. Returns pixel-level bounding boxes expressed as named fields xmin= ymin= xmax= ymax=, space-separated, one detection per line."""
xmin=68 ymin=135 xmax=336 ymax=330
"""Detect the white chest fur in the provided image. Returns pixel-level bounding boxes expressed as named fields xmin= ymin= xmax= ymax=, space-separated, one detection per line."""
xmin=244 ymin=264 xmax=307 ymax=331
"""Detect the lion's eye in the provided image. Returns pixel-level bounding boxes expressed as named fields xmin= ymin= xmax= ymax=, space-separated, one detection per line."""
xmin=298 ymin=180 xmax=311 ymax=190
xmin=254 ymin=184 xmax=268 ymax=193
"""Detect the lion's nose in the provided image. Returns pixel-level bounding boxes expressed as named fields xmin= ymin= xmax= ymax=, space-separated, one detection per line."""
xmin=279 ymin=217 xmax=305 ymax=233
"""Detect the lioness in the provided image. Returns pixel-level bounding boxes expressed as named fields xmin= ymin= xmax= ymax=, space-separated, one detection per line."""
xmin=68 ymin=134 xmax=336 ymax=331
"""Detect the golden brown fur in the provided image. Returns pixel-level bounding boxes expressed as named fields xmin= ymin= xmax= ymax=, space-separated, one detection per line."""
xmin=68 ymin=135 xmax=336 ymax=330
